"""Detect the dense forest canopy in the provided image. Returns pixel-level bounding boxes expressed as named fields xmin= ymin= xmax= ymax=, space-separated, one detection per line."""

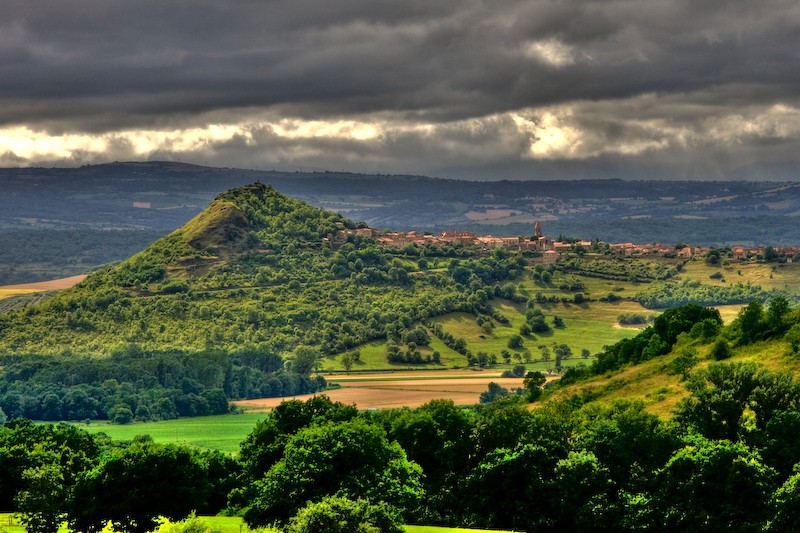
xmin=7 ymin=362 xmax=800 ymax=533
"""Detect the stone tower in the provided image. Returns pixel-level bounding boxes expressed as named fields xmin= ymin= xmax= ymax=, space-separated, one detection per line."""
xmin=534 ymin=220 xmax=543 ymax=238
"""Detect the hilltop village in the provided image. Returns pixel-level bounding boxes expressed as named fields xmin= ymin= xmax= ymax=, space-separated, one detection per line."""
xmin=325 ymin=220 xmax=800 ymax=264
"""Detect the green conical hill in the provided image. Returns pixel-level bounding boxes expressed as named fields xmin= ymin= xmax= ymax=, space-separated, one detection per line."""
xmin=92 ymin=182 xmax=352 ymax=282
xmin=0 ymin=183 xmax=474 ymax=356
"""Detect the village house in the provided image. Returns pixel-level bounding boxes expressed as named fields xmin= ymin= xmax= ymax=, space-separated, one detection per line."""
xmin=476 ymin=236 xmax=505 ymax=249
xmin=732 ymin=246 xmax=747 ymax=260
xmin=440 ymin=231 xmax=476 ymax=247
xmin=355 ymin=227 xmax=379 ymax=238
xmin=541 ymin=250 xmax=559 ymax=264
xmin=610 ymin=243 xmax=636 ymax=256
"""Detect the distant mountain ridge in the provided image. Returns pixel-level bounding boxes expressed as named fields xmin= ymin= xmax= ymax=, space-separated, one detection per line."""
xmin=2 ymin=161 xmax=800 ymax=284
xmin=2 ymin=161 xmax=799 ymax=243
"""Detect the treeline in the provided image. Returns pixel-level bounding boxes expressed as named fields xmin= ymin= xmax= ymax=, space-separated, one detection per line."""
xmin=558 ymin=256 xmax=682 ymax=282
xmin=589 ymin=304 xmax=723 ymax=375
xmin=561 ymin=298 xmax=799 ymax=387
xmin=634 ymin=279 xmax=777 ymax=309
xmin=10 ymin=371 xmax=800 ymax=532
xmin=0 ymin=345 xmax=326 ymax=423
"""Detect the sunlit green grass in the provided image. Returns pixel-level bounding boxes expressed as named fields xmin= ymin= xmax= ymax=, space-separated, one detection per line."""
xmin=0 ymin=514 xmax=73 ymax=533
xmin=429 ymin=299 xmax=638 ymax=361
xmin=405 ymin=527 xmax=518 ymax=533
xmin=320 ymin=336 xmax=468 ymax=372
xmin=0 ymin=513 xmax=518 ymax=533
xmin=676 ymin=258 xmax=800 ymax=294
xmin=517 ymin=273 xmax=643 ymax=301
xmin=72 ymin=413 xmax=265 ymax=454
xmin=198 ymin=516 xmax=518 ymax=533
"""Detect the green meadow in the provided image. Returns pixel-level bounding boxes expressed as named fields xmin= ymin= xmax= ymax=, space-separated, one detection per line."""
xmin=321 ymin=290 xmax=642 ymax=373
xmin=73 ymin=413 xmax=265 ymax=454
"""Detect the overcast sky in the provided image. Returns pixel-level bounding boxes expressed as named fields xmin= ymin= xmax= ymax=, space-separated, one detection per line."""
xmin=2 ymin=0 xmax=799 ymax=180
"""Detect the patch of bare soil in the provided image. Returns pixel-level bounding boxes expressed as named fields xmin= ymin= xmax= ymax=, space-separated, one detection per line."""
xmin=234 ymin=376 xmax=525 ymax=411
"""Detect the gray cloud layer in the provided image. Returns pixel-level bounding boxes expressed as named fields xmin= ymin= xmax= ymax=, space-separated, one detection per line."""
xmin=2 ymin=0 xmax=800 ymax=179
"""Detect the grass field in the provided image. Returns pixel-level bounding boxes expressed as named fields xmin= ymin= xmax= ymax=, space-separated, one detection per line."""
xmin=518 ymin=273 xmax=644 ymax=301
xmin=677 ymin=258 xmax=800 ymax=294
xmin=72 ymin=413 xmax=265 ymax=454
xmin=432 ymin=300 xmax=637 ymax=359
xmin=321 ymin=289 xmax=640 ymax=376
xmin=320 ymin=337 xmax=467 ymax=372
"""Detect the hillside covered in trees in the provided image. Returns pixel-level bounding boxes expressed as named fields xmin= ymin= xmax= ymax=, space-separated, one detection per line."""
xmin=0 ymin=184 xmax=529 ymax=421
xmin=2 ymin=182 xmax=799 ymax=425
xmin=0 ymin=183 xmax=524 ymax=356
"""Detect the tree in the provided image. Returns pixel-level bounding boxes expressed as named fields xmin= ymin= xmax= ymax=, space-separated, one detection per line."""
xmin=69 ymin=443 xmax=208 ymax=533
xmin=575 ymin=401 xmax=680 ymax=490
xmin=767 ymin=471 xmax=800 ymax=531
xmin=523 ymin=371 xmax=547 ymax=401
xmin=465 ymin=444 xmax=556 ymax=531
xmin=108 ymin=404 xmax=134 ymax=425
xmin=507 ymin=334 xmax=523 ymax=350
xmin=238 ymin=395 xmax=358 ymax=481
xmin=290 ymin=345 xmax=319 ymax=376
xmin=540 ymin=346 xmax=551 ymax=361
xmin=786 ymin=323 xmax=800 ymax=354
xmin=710 ymin=339 xmax=732 ymax=360
xmin=479 ymin=382 xmax=510 ymax=404
xmin=654 ymin=436 xmax=775 ymax=532
xmin=341 ymin=352 xmax=357 ymax=373
xmin=244 ymin=419 xmax=423 ymax=527
xmin=402 ymin=327 xmax=430 ymax=346
xmin=737 ymin=301 xmax=765 ymax=345
xmin=667 ymin=348 xmax=698 ymax=380
xmin=675 ymin=362 xmax=759 ymax=441
xmin=15 ymin=463 xmax=67 ymax=533
xmin=764 ymin=246 xmax=780 ymax=262
xmin=473 ymin=397 xmax=534 ymax=458
xmin=286 ymin=496 xmax=403 ymax=533
xmin=387 ymin=399 xmax=473 ymax=505
xmin=553 ymin=451 xmax=614 ymax=531
xmin=766 ymin=296 xmax=790 ymax=336
xmin=704 ymin=248 xmax=721 ymax=265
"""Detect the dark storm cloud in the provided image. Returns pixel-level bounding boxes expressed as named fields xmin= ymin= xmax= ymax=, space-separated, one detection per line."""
xmin=1 ymin=0 xmax=800 ymax=178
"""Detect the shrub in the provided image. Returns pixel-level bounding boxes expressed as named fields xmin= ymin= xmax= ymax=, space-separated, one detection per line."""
xmin=710 ymin=339 xmax=732 ymax=361
xmin=286 ymin=496 xmax=403 ymax=533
